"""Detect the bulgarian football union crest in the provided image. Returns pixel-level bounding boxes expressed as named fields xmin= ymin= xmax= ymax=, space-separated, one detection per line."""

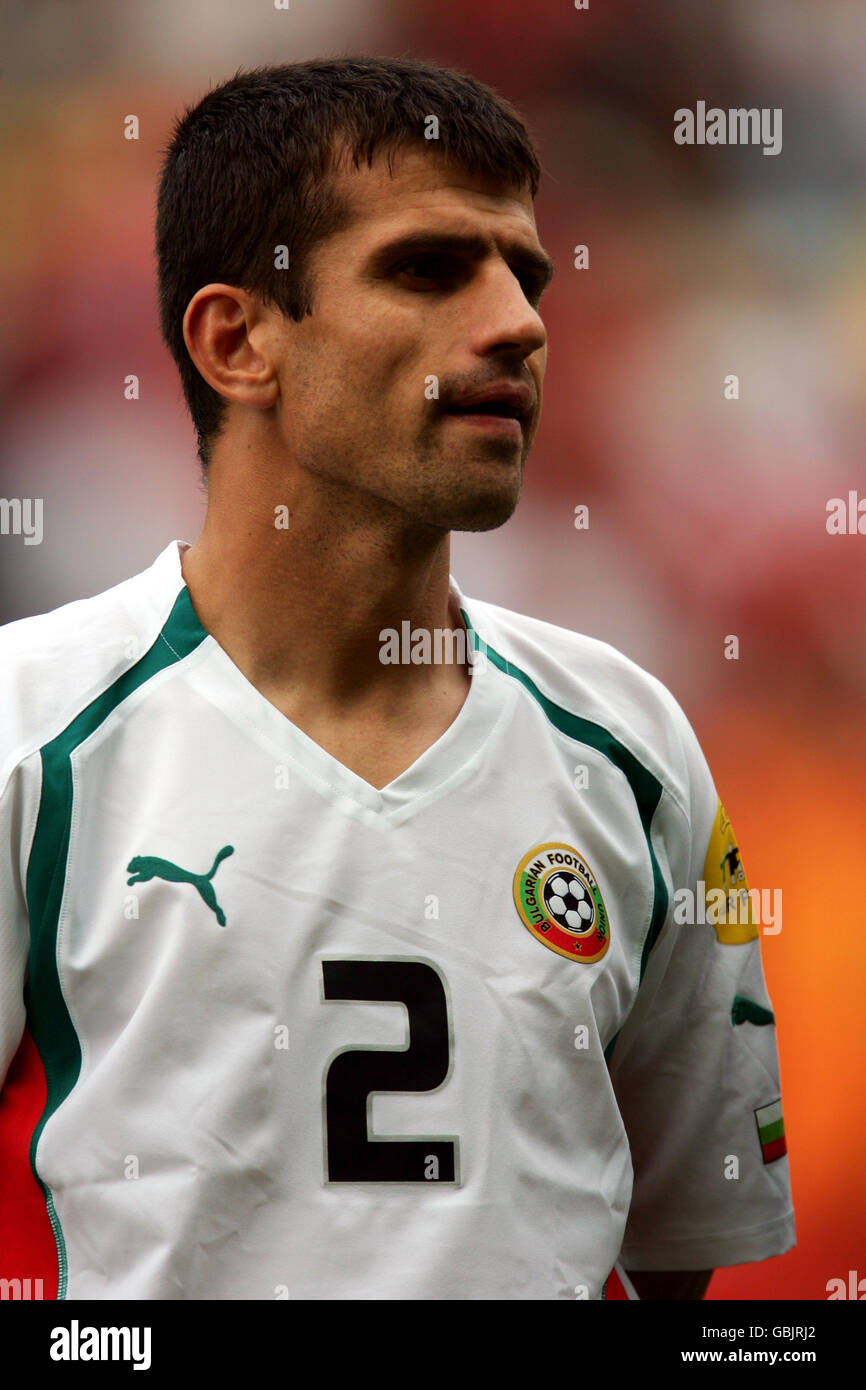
xmin=513 ymin=842 xmax=610 ymax=963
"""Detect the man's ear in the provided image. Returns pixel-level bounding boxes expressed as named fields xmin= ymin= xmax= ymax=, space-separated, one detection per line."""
xmin=182 ymin=284 xmax=279 ymax=411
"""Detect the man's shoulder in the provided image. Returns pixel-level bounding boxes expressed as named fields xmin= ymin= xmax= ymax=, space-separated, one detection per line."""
xmin=0 ymin=541 xmax=186 ymax=783
xmin=461 ymin=587 xmax=710 ymax=812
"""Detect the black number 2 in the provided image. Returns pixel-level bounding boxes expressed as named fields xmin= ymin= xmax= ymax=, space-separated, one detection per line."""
xmin=322 ymin=960 xmax=457 ymax=1183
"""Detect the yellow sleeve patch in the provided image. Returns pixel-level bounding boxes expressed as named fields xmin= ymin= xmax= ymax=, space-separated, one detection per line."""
xmin=702 ymin=799 xmax=759 ymax=944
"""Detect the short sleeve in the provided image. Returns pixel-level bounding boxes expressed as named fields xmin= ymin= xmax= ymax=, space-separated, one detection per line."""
xmin=607 ymin=714 xmax=796 ymax=1271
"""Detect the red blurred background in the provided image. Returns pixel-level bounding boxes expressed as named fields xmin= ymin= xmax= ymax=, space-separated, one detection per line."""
xmin=1 ymin=0 xmax=864 ymax=1300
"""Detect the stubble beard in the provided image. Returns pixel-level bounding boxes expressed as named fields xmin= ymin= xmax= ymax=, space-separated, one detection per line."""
xmin=399 ymin=414 xmax=529 ymax=535
xmin=291 ymin=406 xmax=529 ymax=538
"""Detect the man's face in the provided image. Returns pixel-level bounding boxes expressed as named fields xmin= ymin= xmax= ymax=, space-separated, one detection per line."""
xmin=266 ymin=145 xmax=551 ymax=534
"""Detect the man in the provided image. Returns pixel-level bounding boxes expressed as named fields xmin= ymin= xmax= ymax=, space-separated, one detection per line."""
xmin=0 ymin=57 xmax=794 ymax=1300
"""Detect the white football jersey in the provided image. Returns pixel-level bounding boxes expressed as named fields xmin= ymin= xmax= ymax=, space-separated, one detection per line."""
xmin=0 ymin=539 xmax=795 ymax=1299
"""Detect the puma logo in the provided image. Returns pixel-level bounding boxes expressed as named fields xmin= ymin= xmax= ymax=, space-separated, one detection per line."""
xmin=126 ymin=845 xmax=234 ymax=926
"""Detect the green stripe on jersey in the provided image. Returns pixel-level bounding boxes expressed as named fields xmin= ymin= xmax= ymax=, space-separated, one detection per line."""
xmin=24 ymin=587 xmax=208 ymax=1298
xmin=459 ymin=610 xmax=669 ymax=1057
xmin=731 ymin=994 xmax=775 ymax=1027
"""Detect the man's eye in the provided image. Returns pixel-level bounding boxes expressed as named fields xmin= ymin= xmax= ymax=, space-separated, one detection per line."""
xmin=394 ymin=255 xmax=459 ymax=282
xmin=392 ymin=256 xmax=546 ymax=306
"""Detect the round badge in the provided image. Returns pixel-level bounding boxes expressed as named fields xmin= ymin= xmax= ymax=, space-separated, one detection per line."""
xmin=513 ymin=842 xmax=610 ymax=963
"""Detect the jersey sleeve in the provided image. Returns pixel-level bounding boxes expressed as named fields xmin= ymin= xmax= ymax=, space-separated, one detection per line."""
xmin=607 ymin=704 xmax=796 ymax=1272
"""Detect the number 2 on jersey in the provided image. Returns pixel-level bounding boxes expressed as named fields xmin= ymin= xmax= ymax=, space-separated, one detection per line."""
xmin=322 ymin=960 xmax=457 ymax=1182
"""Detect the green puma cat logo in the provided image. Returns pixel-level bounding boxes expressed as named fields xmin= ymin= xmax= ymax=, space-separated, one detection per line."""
xmin=126 ymin=845 xmax=234 ymax=926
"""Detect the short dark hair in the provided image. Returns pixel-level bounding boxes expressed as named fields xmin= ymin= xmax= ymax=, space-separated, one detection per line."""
xmin=155 ymin=56 xmax=542 ymax=477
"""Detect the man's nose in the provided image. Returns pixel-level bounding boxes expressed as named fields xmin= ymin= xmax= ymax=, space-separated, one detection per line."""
xmin=468 ymin=262 xmax=547 ymax=360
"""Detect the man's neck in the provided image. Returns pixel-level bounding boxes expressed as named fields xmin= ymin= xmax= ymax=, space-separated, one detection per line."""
xmin=179 ymin=476 xmax=470 ymax=721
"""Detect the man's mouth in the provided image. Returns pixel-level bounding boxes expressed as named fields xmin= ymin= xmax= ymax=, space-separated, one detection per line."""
xmin=442 ymin=409 xmax=523 ymax=437
xmin=441 ymin=383 xmax=532 ymax=435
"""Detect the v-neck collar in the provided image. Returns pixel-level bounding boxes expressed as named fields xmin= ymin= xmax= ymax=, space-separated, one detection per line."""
xmin=149 ymin=539 xmax=515 ymax=816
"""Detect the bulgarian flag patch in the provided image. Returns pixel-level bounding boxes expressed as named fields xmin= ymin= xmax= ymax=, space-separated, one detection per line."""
xmin=754 ymin=1099 xmax=787 ymax=1164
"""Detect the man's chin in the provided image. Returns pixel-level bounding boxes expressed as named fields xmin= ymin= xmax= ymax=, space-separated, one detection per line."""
xmin=438 ymin=485 xmax=522 ymax=533
xmin=464 ymin=506 xmax=520 ymax=533
xmin=389 ymin=442 xmax=526 ymax=533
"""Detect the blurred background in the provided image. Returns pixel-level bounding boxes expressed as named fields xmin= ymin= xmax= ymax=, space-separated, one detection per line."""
xmin=1 ymin=0 xmax=864 ymax=1299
